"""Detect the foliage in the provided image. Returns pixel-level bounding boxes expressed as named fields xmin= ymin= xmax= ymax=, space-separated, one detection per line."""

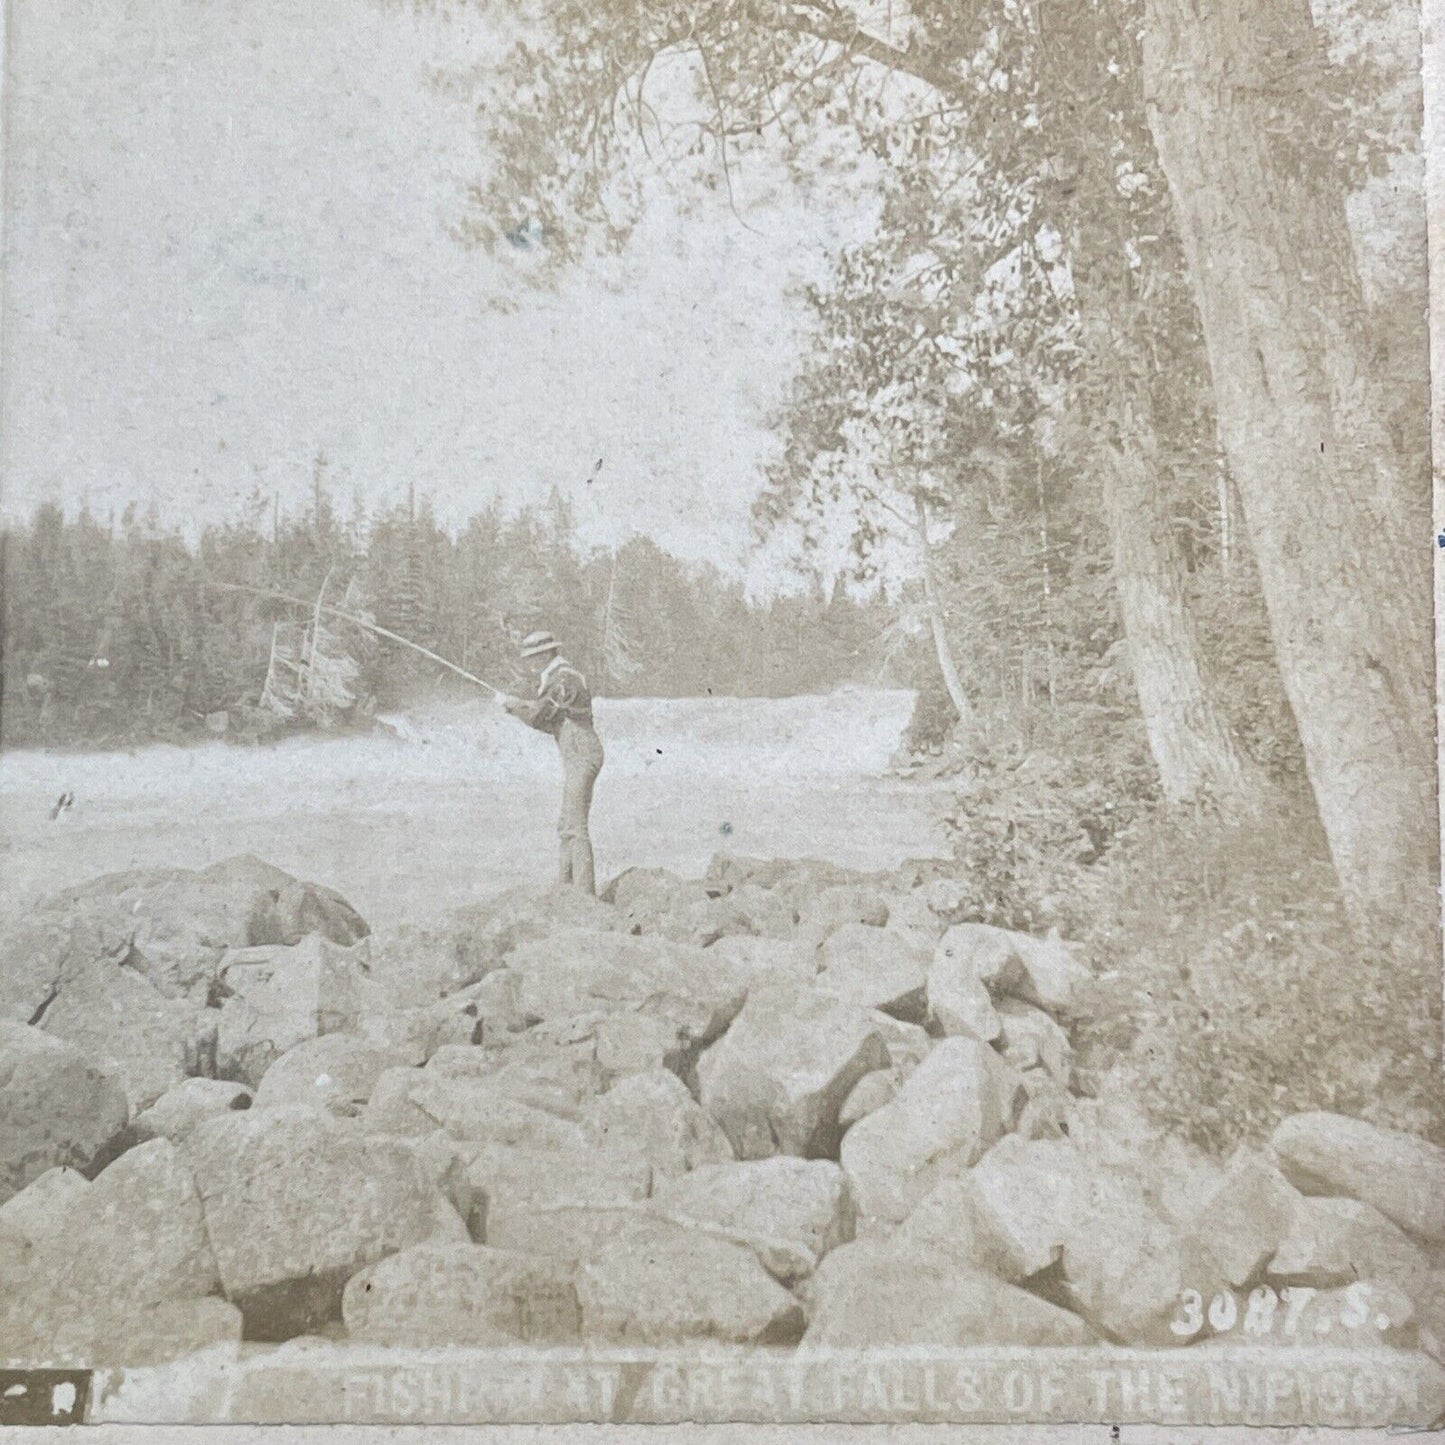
xmin=940 ymin=707 xmax=1158 ymax=935
xmin=1077 ymin=800 xmax=1445 ymax=1151
xmin=0 ymin=490 xmax=888 ymax=749
xmin=936 ymin=736 xmax=1442 ymax=1152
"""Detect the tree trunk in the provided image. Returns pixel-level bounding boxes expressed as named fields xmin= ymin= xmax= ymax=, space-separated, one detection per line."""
xmin=915 ymin=495 xmax=976 ymax=733
xmin=1100 ymin=395 xmax=1254 ymax=806
xmin=1142 ymin=0 xmax=1437 ymax=946
xmin=1074 ymin=268 xmax=1258 ymax=807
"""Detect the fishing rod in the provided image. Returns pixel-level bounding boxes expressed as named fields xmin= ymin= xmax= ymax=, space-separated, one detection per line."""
xmin=202 ymin=579 xmax=505 ymax=697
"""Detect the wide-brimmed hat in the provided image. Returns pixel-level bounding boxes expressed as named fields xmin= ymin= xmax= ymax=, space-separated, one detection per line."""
xmin=520 ymin=630 xmax=560 ymax=659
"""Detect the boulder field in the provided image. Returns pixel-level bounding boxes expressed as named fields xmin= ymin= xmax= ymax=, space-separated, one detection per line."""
xmin=1 ymin=852 xmax=1441 ymax=1369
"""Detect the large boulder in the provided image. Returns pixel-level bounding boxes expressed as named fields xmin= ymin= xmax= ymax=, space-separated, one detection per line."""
xmin=928 ymin=924 xmax=1020 ymax=1029
xmin=463 ymin=1142 xmax=652 ymax=1236
xmin=961 ymin=1134 xmax=1217 ymax=1344
xmin=1271 ymin=1112 xmax=1445 ymax=1244
xmin=355 ymin=999 xmax=475 ymax=1066
xmin=796 ymin=884 xmax=892 ymax=947
xmin=1065 ymin=1095 xmax=1226 ymax=1230
xmin=603 ymin=865 xmax=690 ymax=911
xmin=702 ymin=935 xmax=813 ymax=992
xmin=887 ymin=1176 xmax=996 ymax=1272
xmin=840 ymin=1037 xmax=1022 ymax=1223
xmin=606 ymin=870 xmax=792 ymax=946
xmin=1015 ymin=1075 xmax=1075 ymax=1140
xmin=912 ymin=875 xmax=972 ymax=919
xmin=590 ymin=1011 xmax=694 ymax=1078
xmin=702 ymin=854 xmax=862 ymax=911
xmin=928 ymin=923 xmax=1091 ymax=1023
xmin=647 ymin=895 xmax=736 ymax=947
xmin=1008 ymin=929 xmax=1094 ymax=1017
xmin=813 ymin=923 xmax=931 ymax=1019
xmin=700 ymin=853 xmax=778 ymax=895
xmin=697 ymin=984 xmax=889 ymax=1160
xmin=428 ymin=1030 xmax=606 ymax=1115
xmin=35 ymin=1297 xmax=243 ymax=1369
xmin=131 ymin=1077 xmax=252 ymax=1143
xmin=584 ymin=1069 xmax=734 ymax=1177
xmin=362 ymin=1067 xmax=590 ymax=1150
xmin=215 ymin=935 xmax=374 ymax=1087
xmin=711 ymin=882 xmax=797 ymax=941
xmin=838 ymin=1069 xmax=902 ymax=1133
xmin=450 ymin=885 xmax=624 ymax=968
xmin=868 ymin=1013 xmax=933 ymax=1074
xmin=32 ymin=855 xmax=367 ymax=998
xmin=1186 ymin=1150 xmax=1302 ymax=1288
xmin=1266 ymin=1195 xmax=1434 ymax=1293
xmin=0 ymin=909 xmax=132 ymax=1024
xmin=253 ymin=1034 xmax=407 ymax=1117
xmin=0 ymin=1166 xmax=89 ymax=1246
xmin=802 ymin=1245 xmax=1092 ymax=1347
xmin=1420 ymin=1267 xmax=1445 ymax=1361
xmin=35 ymin=1139 xmax=219 ymax=1302
xmin=182 ymin=1107 xmax=466 ymax=1338
xmin=1054 ymin=1191 xmax=1211 ymax=1346
xmin=993 ymin=999 xmax=1073 ymax=1084
xmin=0 ymin=1139 xmax=221 ymax=1364
xmin=0 ymin=1021 xmax=129 ymax=1203
xmin=363 ymin=912 xmax=515 ymax=1011
xmin=38 ymin=959 xmax=215 ymax=1111
xmin=959 ymin=1135 xmax=1086 ymax=1280
xmin=402 ymin=1130 xmax=483 ymax=1227
xmin=926 ymin=931 xmax=1003 ymax=1042
xmin=357 ymin=968 xmax=535 ymax=1064
xmin=483 ymin=1201 xmax=659 ymax=1258
xmin=0 ymin=1210 xmax=30 ymax=1270
xmin=876 ymin=888 xmax=949 ymax=946
xmin=752 ymin=861 xmax=872 ymax=921
xmin=576 ymin=1226 xmax=804 ymax=1344
xmin=649 ymin=1157 xmax=855 ymax=1284
xmin=342 ymin=1242 xmax=581 ymax=1345
xmin=602 ymin=868 xmax=711 ymax=938
xmin=506 ymin=932 xmax=749 ymax=1053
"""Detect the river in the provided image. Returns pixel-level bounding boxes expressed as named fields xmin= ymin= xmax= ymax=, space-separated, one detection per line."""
xmin=0 ymin=689 xmax=950 ymax=929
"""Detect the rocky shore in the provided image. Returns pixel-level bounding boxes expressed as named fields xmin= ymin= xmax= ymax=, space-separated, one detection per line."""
xmin=2 ymin=853 xmax=1442 ymax=1371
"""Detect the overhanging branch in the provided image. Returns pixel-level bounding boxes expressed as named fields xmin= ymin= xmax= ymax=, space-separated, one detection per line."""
xmin=780 ymin=2 xmax=975 ymax=104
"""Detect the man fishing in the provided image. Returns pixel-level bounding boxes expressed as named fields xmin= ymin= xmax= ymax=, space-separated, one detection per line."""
xmin=201 ymin=584 xmax=606 ymax=891
xmin=500 ymin=631 xmax=604 ymax=895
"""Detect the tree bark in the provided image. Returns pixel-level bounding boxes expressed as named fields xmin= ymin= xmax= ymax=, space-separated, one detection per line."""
xmin=915 ymin=495 xmax=977 ymax=734
xmin=1074 ymin=264 xmax=1258 ymax=806
xmin=1099 ymin=368 xmax=1254 ymax=806
xmin=1141 ymin=0 xmax=1437 ymax=946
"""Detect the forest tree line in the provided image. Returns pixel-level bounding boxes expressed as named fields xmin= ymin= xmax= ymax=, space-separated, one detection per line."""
xmin=0 ymin=482 xmax=891 ymax=749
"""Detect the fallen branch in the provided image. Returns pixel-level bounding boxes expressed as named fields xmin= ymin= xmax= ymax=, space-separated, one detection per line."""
xmin=202 ymin=580 xmax=504 ymax=697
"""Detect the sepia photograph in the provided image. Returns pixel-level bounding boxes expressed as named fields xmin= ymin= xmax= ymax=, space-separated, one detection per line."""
xmin=0 ymin=0 xmax=1441 ymax=1429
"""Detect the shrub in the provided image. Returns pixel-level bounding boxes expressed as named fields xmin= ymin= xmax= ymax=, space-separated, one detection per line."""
xmin=943 ymin=719 xmax=1443 ymax=1154
xmin=942 ymin=707 xmax=1157 ymax=934
xmin=1077 ymin=799 xmax=1444 ymax=1152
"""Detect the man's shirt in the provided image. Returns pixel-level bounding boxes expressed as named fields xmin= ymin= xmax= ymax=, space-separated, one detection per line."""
xmin=509 ymin=656 xmax=594 ymax=735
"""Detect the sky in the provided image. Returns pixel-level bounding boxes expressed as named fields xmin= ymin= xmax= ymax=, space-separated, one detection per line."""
xmin=1 ymin=0 xmax=1424 ymax=590
xmin=0 ymin=0 xmax=876 ymax=584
